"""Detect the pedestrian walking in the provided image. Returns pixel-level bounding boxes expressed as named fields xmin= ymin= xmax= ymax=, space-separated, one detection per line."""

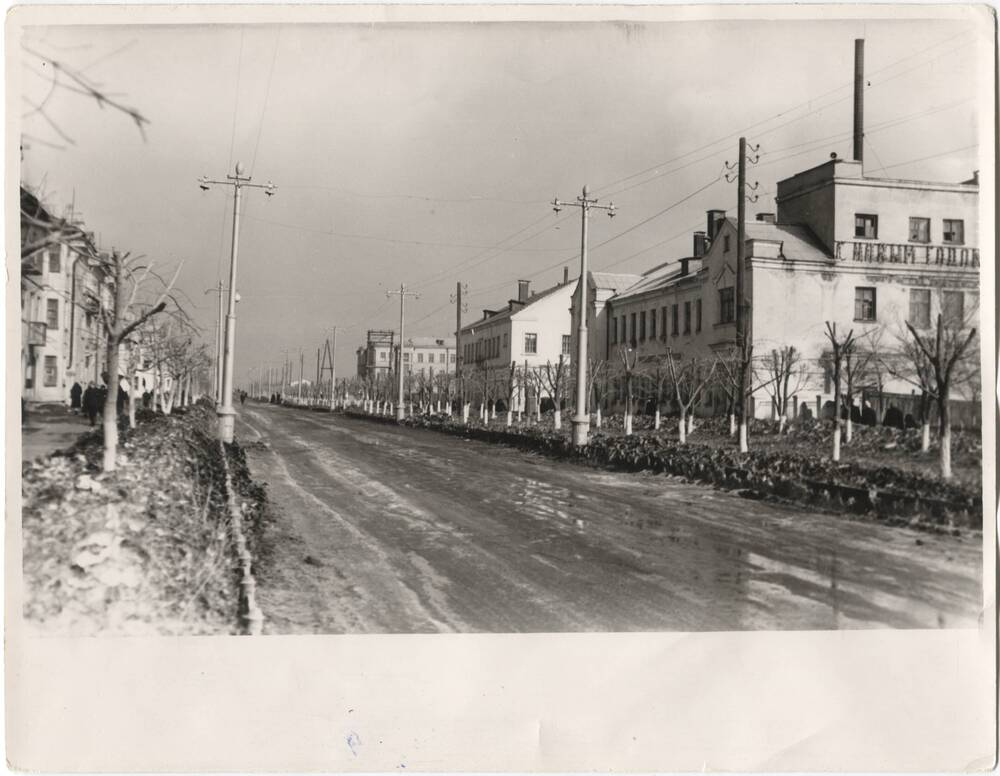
xmin=69 ymin=382 xmax=82 ymax=414
xmin=83 ymin=382 xmax=101 ymax=426
xmin=240 ymin=390 xmax=247 ymax=406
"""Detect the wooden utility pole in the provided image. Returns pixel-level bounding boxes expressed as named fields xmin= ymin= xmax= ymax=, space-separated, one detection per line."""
xmin=452 ymin=282 xmax=467 ymax=410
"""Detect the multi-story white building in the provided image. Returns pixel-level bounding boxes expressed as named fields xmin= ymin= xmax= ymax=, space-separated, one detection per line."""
xmin=21 ymin=187 xmax=112 ymax=404
xmin=586 ymin=155 xmax=980 ymax=419
xmin=401 ymin=336 xmax=456 ymax=377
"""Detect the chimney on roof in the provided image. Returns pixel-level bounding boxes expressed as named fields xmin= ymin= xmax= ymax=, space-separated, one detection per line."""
xmin=706 ymin=209 xmax=726 ymax=240
xmin=755 ymin=213 xmax=776 ymax=224
xmin=853 ymin=39 xmax=864 ymax=164
xmin=563 ymin=266 xmax=569 ymax=284
xmin=693 ymin=231 xmax=708 ymax=257
xmin=679 ymin=257 xmax=690 ymax=276
xmin=517 ymin=279 xmax=530 ymax=302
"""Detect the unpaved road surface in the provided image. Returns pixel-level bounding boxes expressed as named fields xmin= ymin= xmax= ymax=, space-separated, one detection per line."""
xmin=237 ymin=404 xmax=981 ymax=633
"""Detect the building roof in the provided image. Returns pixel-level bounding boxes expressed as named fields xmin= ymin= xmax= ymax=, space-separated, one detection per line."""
xmin=590 ymin=271 xmax=642 ymax=292
xmin=612 ymin=259 xmax=696 ymax=302
xmin=405 ymin=335 xmax=456 ymax=349
xmin=462 ymin=278 xmax=576 ymax=331
xmin=741 ymin=219 xmax=831 ymax=261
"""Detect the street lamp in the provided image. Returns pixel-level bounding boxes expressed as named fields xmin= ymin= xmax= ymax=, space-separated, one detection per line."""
xmin=551 ymin=185 xmax=616 ymax=447
xmin=198 ymin=162 xmax=275 ymax=443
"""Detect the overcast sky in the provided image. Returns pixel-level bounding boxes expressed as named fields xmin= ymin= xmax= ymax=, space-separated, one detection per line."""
xmin=17 ymin=13 xmax=984 ymax=381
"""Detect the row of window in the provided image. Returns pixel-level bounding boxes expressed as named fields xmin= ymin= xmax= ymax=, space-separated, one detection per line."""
xmin=851 ymin=286 xmax=968 ymax=325
xmin=378 ymin=350 xmax=457 ymax=364
xmin=463 ymin=333 xmax=573 ymax=362
xmin=611 ymin=300 xmax=705 ymax=345
xmin=855 ymin=214 xmax=965 ymax=245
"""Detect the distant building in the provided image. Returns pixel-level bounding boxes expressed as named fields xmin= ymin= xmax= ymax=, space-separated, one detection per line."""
xmin=401 ymin=336 xmax=456 ymax=377
xmin=355 ymin=329 xmax=396 ymax=380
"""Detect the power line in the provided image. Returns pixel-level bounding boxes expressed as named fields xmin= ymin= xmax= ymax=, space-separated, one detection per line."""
xmin=249 ymin=28 xmax=281 ymax=176
xmin=241 ymin=212 xmax=570 ymax=252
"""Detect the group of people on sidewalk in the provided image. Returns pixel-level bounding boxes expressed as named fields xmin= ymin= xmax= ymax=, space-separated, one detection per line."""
xmin=68 ymin=380 xmax=136 ymax=427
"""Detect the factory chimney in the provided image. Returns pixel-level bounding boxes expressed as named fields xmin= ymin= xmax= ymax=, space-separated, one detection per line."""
xmin=853 ymin=39 xmax=864 ymax=164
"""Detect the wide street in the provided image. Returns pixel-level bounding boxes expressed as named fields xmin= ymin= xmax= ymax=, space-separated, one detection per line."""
xmin=236 ymin=404 xmax=981 ymax=633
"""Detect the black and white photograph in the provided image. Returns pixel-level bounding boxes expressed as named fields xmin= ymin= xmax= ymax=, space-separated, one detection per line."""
xmin=8 ymin=2 xmax=996 ymax=771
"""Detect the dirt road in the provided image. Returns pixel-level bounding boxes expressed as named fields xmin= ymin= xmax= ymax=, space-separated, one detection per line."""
xmin=237 ymin=404 xmax=981 ymax=633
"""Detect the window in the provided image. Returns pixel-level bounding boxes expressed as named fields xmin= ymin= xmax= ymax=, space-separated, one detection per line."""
xmin=502 ymin=333 xmax=508 ymax=350
xmin=524 ymin=333 xmax=537 ymax=354
xmin=854 ymin=287 xmax=877 ymax=321
xmin=639 ymin=311 xmax=646 ymax=341
xmin=854 ymin=213 xmax=878 ymax=239
xmin=942 ymin=219 xmax=964 ymax=245
xmin=417 ymin=352 xmax=424 ymax=363
xmin=450 ymin=354 xmax=456 ymax=363
xmin=670 ymin=304 xmax=678 ymax=335
xmin=649 ymin=309 xmax=656 ymax=339
xmin=661 ymin=308 xmax=667 ymax=340
xmin=683 ymin=301 xmax=692 ymax=334
xmin=48 ymin=251 xmax=61 ymax=273
xmin=723 ymin=234 xmax=731 ymax=253
xmin=719 ymin=288 xmax=735 ymax=323
xmin=46 ymin=298 xmax=58 ymax=330
xmin=379 ymin=351 xmax=387 ymax=361
xmin=909 ymin=217 xmax=930 ymax=243
xmin=629 ymin=313 xmax=637 ymax=345
xmin=562 ymin=335 xmax=571 ymax=356
xmin=942 ymin=290 xmax=965 ymax=325
xmin=43 ymin=355 xmax=57 ymax=387
xmin=908 ymin=289 xmax=931 ymax=329
xmin=695 ymin=299 xmax=702 ymax=332
xmin=403 ymin=352 xmax=411 ymax=362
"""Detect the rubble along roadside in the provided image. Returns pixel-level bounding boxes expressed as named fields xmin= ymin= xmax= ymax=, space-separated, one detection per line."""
xmin=20 ymin=401 xmax=269 ymax=636
xmin=338 ymin=409 xmax=982 ymax=532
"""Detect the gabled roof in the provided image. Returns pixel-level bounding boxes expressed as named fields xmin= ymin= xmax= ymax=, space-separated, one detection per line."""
xmin=462 ymin=278 xmax=576 ymax=331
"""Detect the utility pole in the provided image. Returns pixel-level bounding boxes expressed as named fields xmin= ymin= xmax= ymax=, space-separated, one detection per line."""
xmin=387 ymin=284 xmax=419 ymax=421
xmin=198 ymin=163 xmax=276 ymax=443
xmin=551 ymin=185 xmax=616 ymax=447
xmin=725 ymin=138 xmax=760 ymax=453
xmin=298 ymin=349 xmax=304 ymax=401
xmin=451 ymin=282 xmax=468 ymax=411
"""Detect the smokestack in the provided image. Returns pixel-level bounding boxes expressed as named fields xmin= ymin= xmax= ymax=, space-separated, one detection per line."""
xmin=563 ymin=266 xmax=569 ymax=284
xmin=517 ymin=279 xmax=530 ymax=302
xmin=853 ymin=38 xmax=864 ymax=163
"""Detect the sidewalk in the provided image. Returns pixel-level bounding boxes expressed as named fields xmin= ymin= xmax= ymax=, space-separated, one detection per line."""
xmin=20 ymin=404 xmax=96 ymax=463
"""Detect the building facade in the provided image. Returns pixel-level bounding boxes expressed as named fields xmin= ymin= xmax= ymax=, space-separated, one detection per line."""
xmin=591 ymin=157 xmax=980 ymax=419
xmin=21 ymin=187 xmax=113 ymax=404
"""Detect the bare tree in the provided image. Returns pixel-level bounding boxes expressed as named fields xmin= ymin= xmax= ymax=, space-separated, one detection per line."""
xmin=86 ymin=251 xmax=182 ymax=472
xmin=587 ymin=357 xmax=607 ymax=429
xmin=542 ymin=355 xmax=569 ymax=430
xmin=899 ymin=312 xmax=978 ymax=479
xmin=823 ymin=322 xmax=857 ymax=463
xmin=504 ymin=361 xmax=520 ymax=427
xmin=663 ymin=349 xmax=717 ymax=444
xmin=615 ymin=346 xmax=641 ymax=436
xmin=763 ymin=346 xmax=808 ymax=433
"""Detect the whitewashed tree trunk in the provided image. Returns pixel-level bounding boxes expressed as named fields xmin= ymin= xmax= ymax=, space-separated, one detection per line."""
xmin=462 ymin=403 xmax=470 ymax=425
xmin=729 ymin=413 xmax=737 ymax=436
xmin=506 ymin=410 xmax=513 ymax=428
xmin=832 ymin=424 xmax=841 ymax=462
xmin=624 ymin=413 xmax=633 ymax=436
xmin=739 ymin=421 xmax=748 ymax=453
xmin=686 ymin=412 xmax=695 ymax=436
xmin=678 ymin=412 xmax=687 ymax=444
xmin=553 ymin=409 xmax=562 ymax=430
xmin=845 ymin=416 xmax=853 ymax=444
xmin=941 ymin=424 xmax=952 ymax=479
xmin=654 ymin=408 xmax=661 ymax=431
xmin=921 ymin=421 xmax=930 ymax=452
xmin=595 ymin=406 xmax=602 ymax=429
